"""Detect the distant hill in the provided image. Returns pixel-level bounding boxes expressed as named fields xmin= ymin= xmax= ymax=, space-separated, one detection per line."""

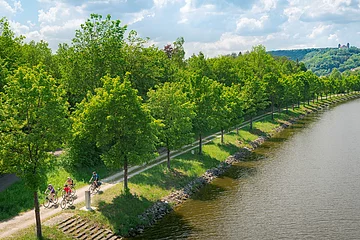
xmin=269 ymin=46 xmax=360 ymax=76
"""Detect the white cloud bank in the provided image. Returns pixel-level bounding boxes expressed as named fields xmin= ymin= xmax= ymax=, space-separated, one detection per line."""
xmin=3 ymin=0 xmax=360 ymax=56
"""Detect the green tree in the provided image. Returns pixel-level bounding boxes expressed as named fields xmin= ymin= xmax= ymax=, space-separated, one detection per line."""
xmin=186 ymin=75 xmax=220 ymax=154
xmin=123 ymin=31 xmax=168 ymax=99
xmin=72 ymin=74 xmax=158 ymax=192
xmin=0 ymin=65 xmax=69 ymax=239
xmin=0 ymin=17 xmax=24 ymax=72
xmin=58 ymin=14 xmax=127 ymax=106
xmin=147 ymin=82 xmax=195 ymax=169
xmin=241 ymin=77 xmax=268 ymax=130
xmin=216 ymin=84 xmax=243 ymax=143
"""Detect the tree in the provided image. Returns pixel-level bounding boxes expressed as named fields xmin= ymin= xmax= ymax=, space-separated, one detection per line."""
xmin=208 ymin=56 xmax=238 ymax=86
xmin=123 ymin=31 xmax=168 ymax=99
xmin=147 ymin=82 xmax=195 ymax=169
xmin=186 ymin=74 xmax=220 ymax=154
xmin=241 ymin=77 xmax=268 ymax=130
xmin=0 ymin=65 xmax=69 ymax=239
xmin=72 ymin=74 xmax=158 ymax=192
xmin=0 ymin=17 xmax=24 ymax=72
xmin=215 ymin=84 xmax=243 ymax=143
xmin=58 ymin=14 xmax=127 ymax=106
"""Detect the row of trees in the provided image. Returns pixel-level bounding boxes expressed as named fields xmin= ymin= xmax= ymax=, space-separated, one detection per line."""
xmin=1 ymin=14 xmax=360 ymax=238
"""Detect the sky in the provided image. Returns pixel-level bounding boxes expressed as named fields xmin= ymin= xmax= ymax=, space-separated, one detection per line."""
xmin=1 ymin=0 xmax=360 ymax=57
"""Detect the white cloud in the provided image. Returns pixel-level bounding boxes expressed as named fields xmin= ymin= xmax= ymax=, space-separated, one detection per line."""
xmin=328 ymin=33 xmax=338 ymax=41
xmin=127 ymin=9 xmax=155 ymax=25
xmin=3 ymin=0 xmax=360 ymax=57
xmin=0 ymin=0 xmax=22 ymax=16
xmin=251 ymin=0 xmax=277 ymax=13
xmin=236 ymin=15 xmax=269 ymax=31
xmin=9 ymin=20 xmax=29 ymax=35
xmin=153 ymin=0 xmax=180 ymax=8
xmin=307 ymin=24 xmax=331 ymax=39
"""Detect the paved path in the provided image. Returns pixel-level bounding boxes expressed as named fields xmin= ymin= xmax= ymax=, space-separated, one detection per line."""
xmin=0 ymin=110 xmax=276 ymax=239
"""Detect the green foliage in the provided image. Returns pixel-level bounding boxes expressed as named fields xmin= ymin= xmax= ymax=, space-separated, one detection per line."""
xmin=0 ymin=65 xmax=69 ymax=191
xmin=72 ymin=74 xmax=158 ymax=190
xmin=57 ymin=14 xmax=127 ymax=106
xmin=147 ymin=81 xmax=195 ymax=167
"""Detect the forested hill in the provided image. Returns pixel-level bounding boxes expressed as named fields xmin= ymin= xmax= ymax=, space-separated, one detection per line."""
xmin=269 ymin=47 xmax=360 ymax=76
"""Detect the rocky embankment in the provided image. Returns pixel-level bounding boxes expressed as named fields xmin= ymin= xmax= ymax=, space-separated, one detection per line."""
xmin=127 ymin=95 xmax=359 ymax=237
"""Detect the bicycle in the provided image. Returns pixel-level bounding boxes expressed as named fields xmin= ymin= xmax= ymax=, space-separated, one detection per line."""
xmin=60 ymin=194 xmax=74 ymax=209
xmin=43 ymin=188 xmax=59 ymax=208
xmin=89 ymin=181 xmax=101 ymax=194
xmin=61 ymin=183 xmax=76 ymax=198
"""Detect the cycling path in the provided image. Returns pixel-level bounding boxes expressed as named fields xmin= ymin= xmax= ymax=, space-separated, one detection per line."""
xmin=0 ymin=110 xmax=286 ymax=239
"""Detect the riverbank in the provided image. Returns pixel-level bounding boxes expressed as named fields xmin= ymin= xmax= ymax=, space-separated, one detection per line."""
xmin=8 ymin=93 xmax=360 ymax=239
xmin=126 ymin=93 xmax=360 ymax=238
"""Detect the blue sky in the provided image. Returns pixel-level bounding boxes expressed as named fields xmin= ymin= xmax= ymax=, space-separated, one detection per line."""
xmin=1 ymin=0 xmax=360 ymax=57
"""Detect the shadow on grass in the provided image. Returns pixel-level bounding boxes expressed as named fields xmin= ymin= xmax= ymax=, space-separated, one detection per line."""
xmin=97 ymin=193 xmax=154 ymax=236
xmin=130 ymin=152 xmax=222 ymax=191
xmin=0 ymin=180 xmax=34 ymax=221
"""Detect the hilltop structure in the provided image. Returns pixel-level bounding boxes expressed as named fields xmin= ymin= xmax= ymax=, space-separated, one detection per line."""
xmin=338 ymin=43 xmax=350 ymax=49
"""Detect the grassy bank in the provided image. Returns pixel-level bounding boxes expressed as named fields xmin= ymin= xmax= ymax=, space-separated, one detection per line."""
xmin=7 ymin=94 xmax=359 ymax=239
xmin=68 ymin=95 xmax=353 ymax=236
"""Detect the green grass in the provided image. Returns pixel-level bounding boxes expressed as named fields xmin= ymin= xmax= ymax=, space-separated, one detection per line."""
xmin=9 ymin=225 xmax=73 ymax=240
xmin=6 ymin=93 xmax=360 ymax=237
xmin=0 ymin=163 xmax=116 ymax=221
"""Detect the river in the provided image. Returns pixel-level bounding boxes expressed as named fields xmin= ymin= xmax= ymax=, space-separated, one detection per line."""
xmin=133 ymin=98 xmax=360 ymax=240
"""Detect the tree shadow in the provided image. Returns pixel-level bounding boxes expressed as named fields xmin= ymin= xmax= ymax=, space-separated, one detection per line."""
xmin=96 ymin=193 xmax=155 ymax=236
xmin=129 ymin=153 xmax=222 ymax=192
xmin=131 ymin=211 xmax=199 ymax=240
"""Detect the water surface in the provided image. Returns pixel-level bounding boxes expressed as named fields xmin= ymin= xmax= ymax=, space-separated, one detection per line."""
xmin=134 ymin=98 xmax=360 ymax=240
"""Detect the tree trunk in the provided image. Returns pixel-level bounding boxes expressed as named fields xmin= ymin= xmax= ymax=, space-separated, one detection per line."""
xmin=167 ymin=147 xmax=170 ymax=169
xmin=221 ymin=129 xmax=224 ymax=144
xmin=236 ymin=126 xmax=239 ymax=135
xmin=250 ymin=116 xmax=253 ymax=130
xmin=34 ymin=191 xmax=42 ymax=239
xmin=123 ymin=157 xmax=128 ymax=191
xmin=271 ymin=97 xmax=274 ymax=120
xmin=199 ymin=133 xmax=202 ymax=155
xmin=292 ymin=104 xmax=294 ymax=110
xmin=286 ymin=106 xmax=288 ymax=114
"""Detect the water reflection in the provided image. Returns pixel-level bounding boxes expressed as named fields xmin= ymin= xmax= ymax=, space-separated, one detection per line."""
xmin=133 ymin=98 xmax=360 ymax=240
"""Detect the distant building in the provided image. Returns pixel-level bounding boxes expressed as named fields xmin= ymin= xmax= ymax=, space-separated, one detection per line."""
xmin=338 ymin=43 xmax=350 ymax=49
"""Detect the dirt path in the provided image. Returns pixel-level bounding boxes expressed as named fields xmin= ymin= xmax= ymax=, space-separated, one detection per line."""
xmin=0 ymin=112 xmax=273 ymax=239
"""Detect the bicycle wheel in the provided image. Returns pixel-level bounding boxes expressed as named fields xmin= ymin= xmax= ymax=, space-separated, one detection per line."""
xmin=68 ymin=196 xmax=74 ymax=205
xmin=60 ymin=199 xmax=67 ymax=209
xmin=53 ymin=194 xmax=58 ymax=204
xmin=71 ymin=186 xmax=76 ymax=196
xmin=44 ymin=197 xmax=50 ymax=208
xmin=89 ymin=184 xmax=97 ymax=194
xmin=61 ymin=190 xmax=66 ymax=199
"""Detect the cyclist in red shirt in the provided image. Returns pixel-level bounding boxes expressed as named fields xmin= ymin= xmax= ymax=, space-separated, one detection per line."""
xmin=63 ymin=184 xmax=71 ymax=198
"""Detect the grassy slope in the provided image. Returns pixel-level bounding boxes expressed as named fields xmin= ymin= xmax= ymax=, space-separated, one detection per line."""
xmin=68 ymin=96 xmax=347 ymax=236
xmin=8 ymin=94 xmax=358 ymax=239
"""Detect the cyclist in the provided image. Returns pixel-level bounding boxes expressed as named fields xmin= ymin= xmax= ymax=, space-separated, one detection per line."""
xmin=63 ymin=184 xmax=72 ymax=199
xmin=65 ymin=177 xmax=74 ymax=188
xmin=89 ymin=171 xmax=99 ymax=188
xmin=45 ymin=184 xmax=56 ymax=202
